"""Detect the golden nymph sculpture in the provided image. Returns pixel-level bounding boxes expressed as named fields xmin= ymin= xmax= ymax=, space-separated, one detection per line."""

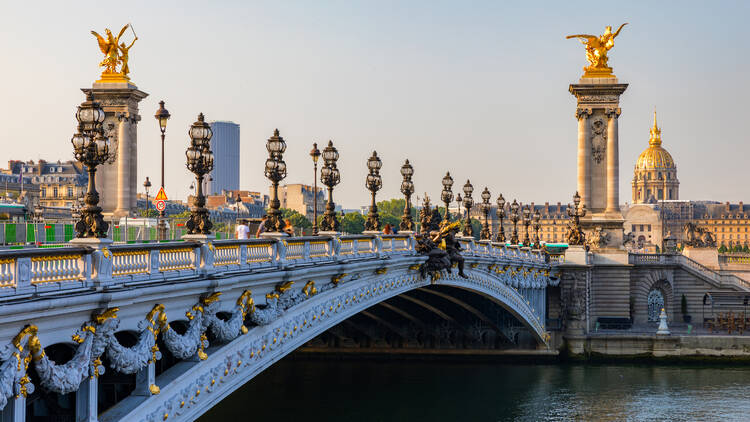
xmin=566 ymin=23 xmax=627 ymax=78
xmin=91 ymin=24 xmax=137 ymax=82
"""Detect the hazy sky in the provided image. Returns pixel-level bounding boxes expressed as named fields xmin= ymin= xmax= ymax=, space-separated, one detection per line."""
xmin=2 ymin=1 xmax=749 ymax=208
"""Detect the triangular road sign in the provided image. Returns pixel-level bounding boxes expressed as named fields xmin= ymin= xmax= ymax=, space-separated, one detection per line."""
xmin=155 ymin=187 xmax=168 ymax=201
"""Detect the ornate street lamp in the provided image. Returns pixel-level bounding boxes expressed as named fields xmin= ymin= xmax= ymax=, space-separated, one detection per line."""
xmin=184 ymin=113 xmax=214 ymax=235
xmin=456 ymin=193 xmax=462 ymax=220
xmin=479 ymin=187 xmax=491 ymax=240
xmin=522 ymin=204 xmax=532 ymax=247
xmin=441 ymin=172 xmax=454 ymax=223
xmin=495 ymin=194 xmax=506 ymax=243
xmin=310 ymin=143 xmax=321 ymax=235
xmin=509 ymin=199 xmax=520 ymax=245
xmin=264 ymin=129 xmax=287 ymax=234
xmin=154 ymin=101 xmax=170 ymax=240
xmin=143 ymin=176 xmax=152 ymax=216
xmin=319 ymin=140 xmax=341 ymax=232
xmin=566 ymin=191 xmax=587 ymax=245
xmin=364 ymin=151 xmax=382 ymax=232
xmin=533 ymin=208 xmax=541 ymax=248
xmin=399 ymin=159 xmax=415 ymax=232
xmin=71 ymin=92 xmax=111 ymax=238
xmin=462 ymin=180 xmax=474 ymax=237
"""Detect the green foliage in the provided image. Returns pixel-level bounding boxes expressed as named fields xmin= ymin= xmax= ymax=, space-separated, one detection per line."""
xmin=279 ymin=208 xmax=312 ymax=231
xmin=138 ymin=209 xmax=160 ymax=218
xmin=470 ymin=218 xmax=482 ymax=240
xmin=733 ymin=244 xmax=744 ymax=253
xmin=341 ymin=212 xmax=365 ymax=234
xmin=172 ymin=210 xmax=192 ymax=219
xmin=743 ymin=245 xmax=750 ymax=253
xmin=718 ymin=244 xmax=728 ymax=253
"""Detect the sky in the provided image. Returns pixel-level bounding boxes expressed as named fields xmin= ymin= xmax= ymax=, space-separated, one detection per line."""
xmin=1 ymin=1 xmax=749 ymax=208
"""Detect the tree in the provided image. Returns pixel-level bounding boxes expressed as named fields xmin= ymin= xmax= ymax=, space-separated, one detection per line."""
xmin=341 ymin=212 xmax=365 ymax=234
xmin=279 ymin=208 xmax=312 ymax=234
xmin=718 ymin=244 xmax=727 ymax=253
xmin=138 ymin=209 xmax=159 ymax=218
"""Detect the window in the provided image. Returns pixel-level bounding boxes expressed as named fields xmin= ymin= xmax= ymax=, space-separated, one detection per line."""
xmin=41 ymin=187 xmax=46 ymax=197
xmin=658 ymin=172 xmax=662 ymax=179
xmin=648 ymin=225 xmax=652 ymax=231
xmin=632 ymin=225 xmax=636 ymax=232
xmin=67 ymin=187 xmax=73 ymax=197
xmin=668 ymin=189 xmax=673 ymax=199
xmin=667 ymin=173 xmax=671 ymax=180
xmin=658 ymin=189 xmax=664 ymax=200
xmin=53 ymin=187 xmax=58 ymax=198
xmin=640 ymin=225 xmax=644 ymax=231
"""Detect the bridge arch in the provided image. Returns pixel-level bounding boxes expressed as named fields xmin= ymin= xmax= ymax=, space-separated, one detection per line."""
xmin=106 ymin=266 xmax=550 ymax=422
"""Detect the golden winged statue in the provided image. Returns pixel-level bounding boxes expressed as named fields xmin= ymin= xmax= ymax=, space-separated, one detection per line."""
xmin=91 ymin=24 xmax=135 ymax=80
xmin=566 ymin=23 xmax=627 ymax=77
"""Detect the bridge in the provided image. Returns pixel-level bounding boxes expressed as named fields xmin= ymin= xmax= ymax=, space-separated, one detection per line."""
xmin=0 ymin=233 xmax=557 ymax=422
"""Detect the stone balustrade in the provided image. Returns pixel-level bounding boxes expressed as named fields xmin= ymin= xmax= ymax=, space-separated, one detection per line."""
xmin=0 ymin=234 xmax=553 ymax=300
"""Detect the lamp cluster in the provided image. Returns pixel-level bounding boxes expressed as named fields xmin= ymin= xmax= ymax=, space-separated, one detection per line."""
xmin=71 ymin=92 xmax=112 ymax=238
xmin=364 ymin=151 xmax=383 ymax=231
xmin=264 ymin=129 xmax=288 ymax=233
xmin=399 ymin=160 xmax=415 ymax=231
xmin=319 ymin=141 xmax=341 ymax=232
xmin=184 ymin=113 xmax=215 ymax=235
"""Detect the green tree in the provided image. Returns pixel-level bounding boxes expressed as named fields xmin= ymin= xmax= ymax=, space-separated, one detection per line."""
xmin=138 ymin=209 xmax=159 ymax=218
xmin=279 ymin=208 xmax=312 ymax=235
xmin=743 ymin=244 xmax=750 ymax=253
xmin=718 ymin=244 xmax=728 ymax=253
xmin=341 ymin=212 xmax=365 ymax=234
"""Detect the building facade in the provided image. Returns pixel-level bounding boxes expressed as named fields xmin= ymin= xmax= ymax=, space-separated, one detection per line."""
xmin=631 ymin=112 xmax=679 ymax=203
xmin=276 ymin=184 xmax=325 ymax=220
xmin=5 ymin=160 xmax=87 ymax=208
xmin=207 ymin=121 xmax=240 ymax=195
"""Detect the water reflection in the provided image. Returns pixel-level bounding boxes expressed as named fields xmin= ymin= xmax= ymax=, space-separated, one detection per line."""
xmin=200 ymin=360 xmax=750 ymax=422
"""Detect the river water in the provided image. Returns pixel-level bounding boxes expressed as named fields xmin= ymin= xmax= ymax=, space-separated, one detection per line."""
xmin=200 ymin=359 xmax=750 ymax=421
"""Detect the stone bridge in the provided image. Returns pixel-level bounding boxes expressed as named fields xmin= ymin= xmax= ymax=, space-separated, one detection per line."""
xmin=0 ymin=233 xmax=557 ymax=422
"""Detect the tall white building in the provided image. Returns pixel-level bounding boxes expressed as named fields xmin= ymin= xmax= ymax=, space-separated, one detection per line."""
xmin=207 ymin=121 xmax=240 ymax=195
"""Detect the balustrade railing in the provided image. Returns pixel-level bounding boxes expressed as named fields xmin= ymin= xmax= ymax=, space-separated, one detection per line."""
xmin=629 ymin=253 xmax=750 ymax=291
xmin=0 ymin=234 xmax=553 ymax=299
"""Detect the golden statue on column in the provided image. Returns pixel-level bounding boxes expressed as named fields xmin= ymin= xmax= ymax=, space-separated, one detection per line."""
xmin=566 ymin=23 xmax=627 ymax=78
xmin=91 ymin=24 xmax=138 ymax=82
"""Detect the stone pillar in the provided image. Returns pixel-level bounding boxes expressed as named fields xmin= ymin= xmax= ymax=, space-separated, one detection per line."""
xmin=605 ymin=108 xmax=621 ymax=214
xmin=133 ymin=362 xmax=158 ymax=396
xmin=576 ymin=108 xmax=592 ymax=208
xmin=76 ymin=376 xmax=98 ymax=422
xmin=1 ymin=396 xmax=25 ymax=422
xmin=115 ymin=114 xmax=131 ymax=217
xmin=84 ymin=82 xmax=148 ymax=217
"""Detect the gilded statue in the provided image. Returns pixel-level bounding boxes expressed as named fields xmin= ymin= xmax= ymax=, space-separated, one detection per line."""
xmin=566 ymin=23 xmax=627 ymax=77
xmin=91 ymin=24 xmax=136 ymax=80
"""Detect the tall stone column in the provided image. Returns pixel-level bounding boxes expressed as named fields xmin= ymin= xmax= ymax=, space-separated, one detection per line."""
xmin=576 ymin=108 xmax=592 ymax=207
xmin=84 ymin=82 xmax=148 ymax=217
xmin=605 ymin=107 xmax=621 ymax=214
xmin=115 ymin=114 xmax=131 ymax=217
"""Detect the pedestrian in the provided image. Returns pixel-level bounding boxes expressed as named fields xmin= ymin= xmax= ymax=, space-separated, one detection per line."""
xmin=283 ymin=219 xmax=294 ymax=236
xmin=256 ymin=215 xmax=268 ymax=238
xmin=383 ymin=223 xmax=393 ymax=235
xmin=235 ymin=219 xmax=250 ymax=239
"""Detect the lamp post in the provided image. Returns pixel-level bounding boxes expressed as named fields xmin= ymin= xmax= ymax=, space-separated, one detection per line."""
xmin=509 ymin=199 xmax=520 ymax=245
xmin=319 ymin=140 xmax=341 ymax=232
xmin=364 ymin=151 xmax=382 ymax=232
xmin=71 ymin=92 xmax=111 ymax=239
xmin=479 ymin=187 xmax=491 ymax=240
xmin=143 ymin=176 xmax=151 ymax=216
xmin=441 ymin=172 xmax=454 ymax=223
xmin=399 ymin=159 xmax=415 ymax=232
xmin=532 ymin=208 xmax=541 ymax=248
xmin=522 ymin=204 xmax=531 ymax=247
xmin=264 ymin=129 xmax=287 ymax=234
xmin=495 ymin=194 xmax=506 ymax=243
xmin=566 ymin=191 xmax=587 ymax=245
xmin=456 ymin=193 xmax=462 ymax=221
xmin=310 ymin=143 xmax=321 ymax=235
xmin=462 ymin=180 xmax=474 ymax=237
xmin=184 ymin=113 xmax=214 ymax=235
xmin=154 ymin=101 xmax=170 ymax=240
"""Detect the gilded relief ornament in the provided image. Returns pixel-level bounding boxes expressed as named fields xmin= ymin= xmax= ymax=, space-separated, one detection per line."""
xmin=91 ymin=24 xmax=137 ymax=82
xmin=566 ymin=23 xmax=627 ymax=78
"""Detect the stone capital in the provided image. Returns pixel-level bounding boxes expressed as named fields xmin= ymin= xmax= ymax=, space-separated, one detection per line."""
xmin=575 ymin=107 xmax=593 ymax=120
xmin=605 ymin=107 xmax=622 ymax=118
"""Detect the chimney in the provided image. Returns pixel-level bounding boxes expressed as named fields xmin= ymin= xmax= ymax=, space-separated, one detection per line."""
xmin=726 ymin=201 xmax=731 ymax=212
xmin=556 ymin=202 xmax=561 ymax=214
xmin=740 ymin=201 xmax=744 ymax=212
xmin=544 ymin=202 xmax=550 ymax=214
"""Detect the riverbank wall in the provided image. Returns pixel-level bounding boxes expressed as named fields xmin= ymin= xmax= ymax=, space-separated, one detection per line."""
xmin=563 ymin=334 xmax=750 ymax=362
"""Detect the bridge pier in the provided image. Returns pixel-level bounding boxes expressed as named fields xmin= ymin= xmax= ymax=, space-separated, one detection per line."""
xmin=76 ymin=377 xmax=98 ymax=422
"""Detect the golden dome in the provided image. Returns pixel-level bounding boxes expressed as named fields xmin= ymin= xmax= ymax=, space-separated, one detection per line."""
xmin=635 ymin=111 xmax=675 ymax=170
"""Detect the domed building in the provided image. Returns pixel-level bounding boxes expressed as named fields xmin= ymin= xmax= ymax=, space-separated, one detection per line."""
xmin=631 ymin=111 xmax=679 ymax=203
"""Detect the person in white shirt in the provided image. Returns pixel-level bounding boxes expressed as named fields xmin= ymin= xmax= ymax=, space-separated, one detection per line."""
xmin=235 ymin=220 xmax=250 ymax=239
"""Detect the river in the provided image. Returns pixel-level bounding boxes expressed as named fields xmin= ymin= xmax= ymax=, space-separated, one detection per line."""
xmin=200 ymin=358 xmax=750 ymax=421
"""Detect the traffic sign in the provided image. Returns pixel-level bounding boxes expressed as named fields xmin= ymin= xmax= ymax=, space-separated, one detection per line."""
xmin=155 ymin=200 xmax=166 ymax=212
xmin=155 ymin=187 xmax=168 ymax=201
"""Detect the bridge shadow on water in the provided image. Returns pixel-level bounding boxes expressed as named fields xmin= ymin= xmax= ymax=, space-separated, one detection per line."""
xmin=200 ymin=360 xmax=750 ymax=422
